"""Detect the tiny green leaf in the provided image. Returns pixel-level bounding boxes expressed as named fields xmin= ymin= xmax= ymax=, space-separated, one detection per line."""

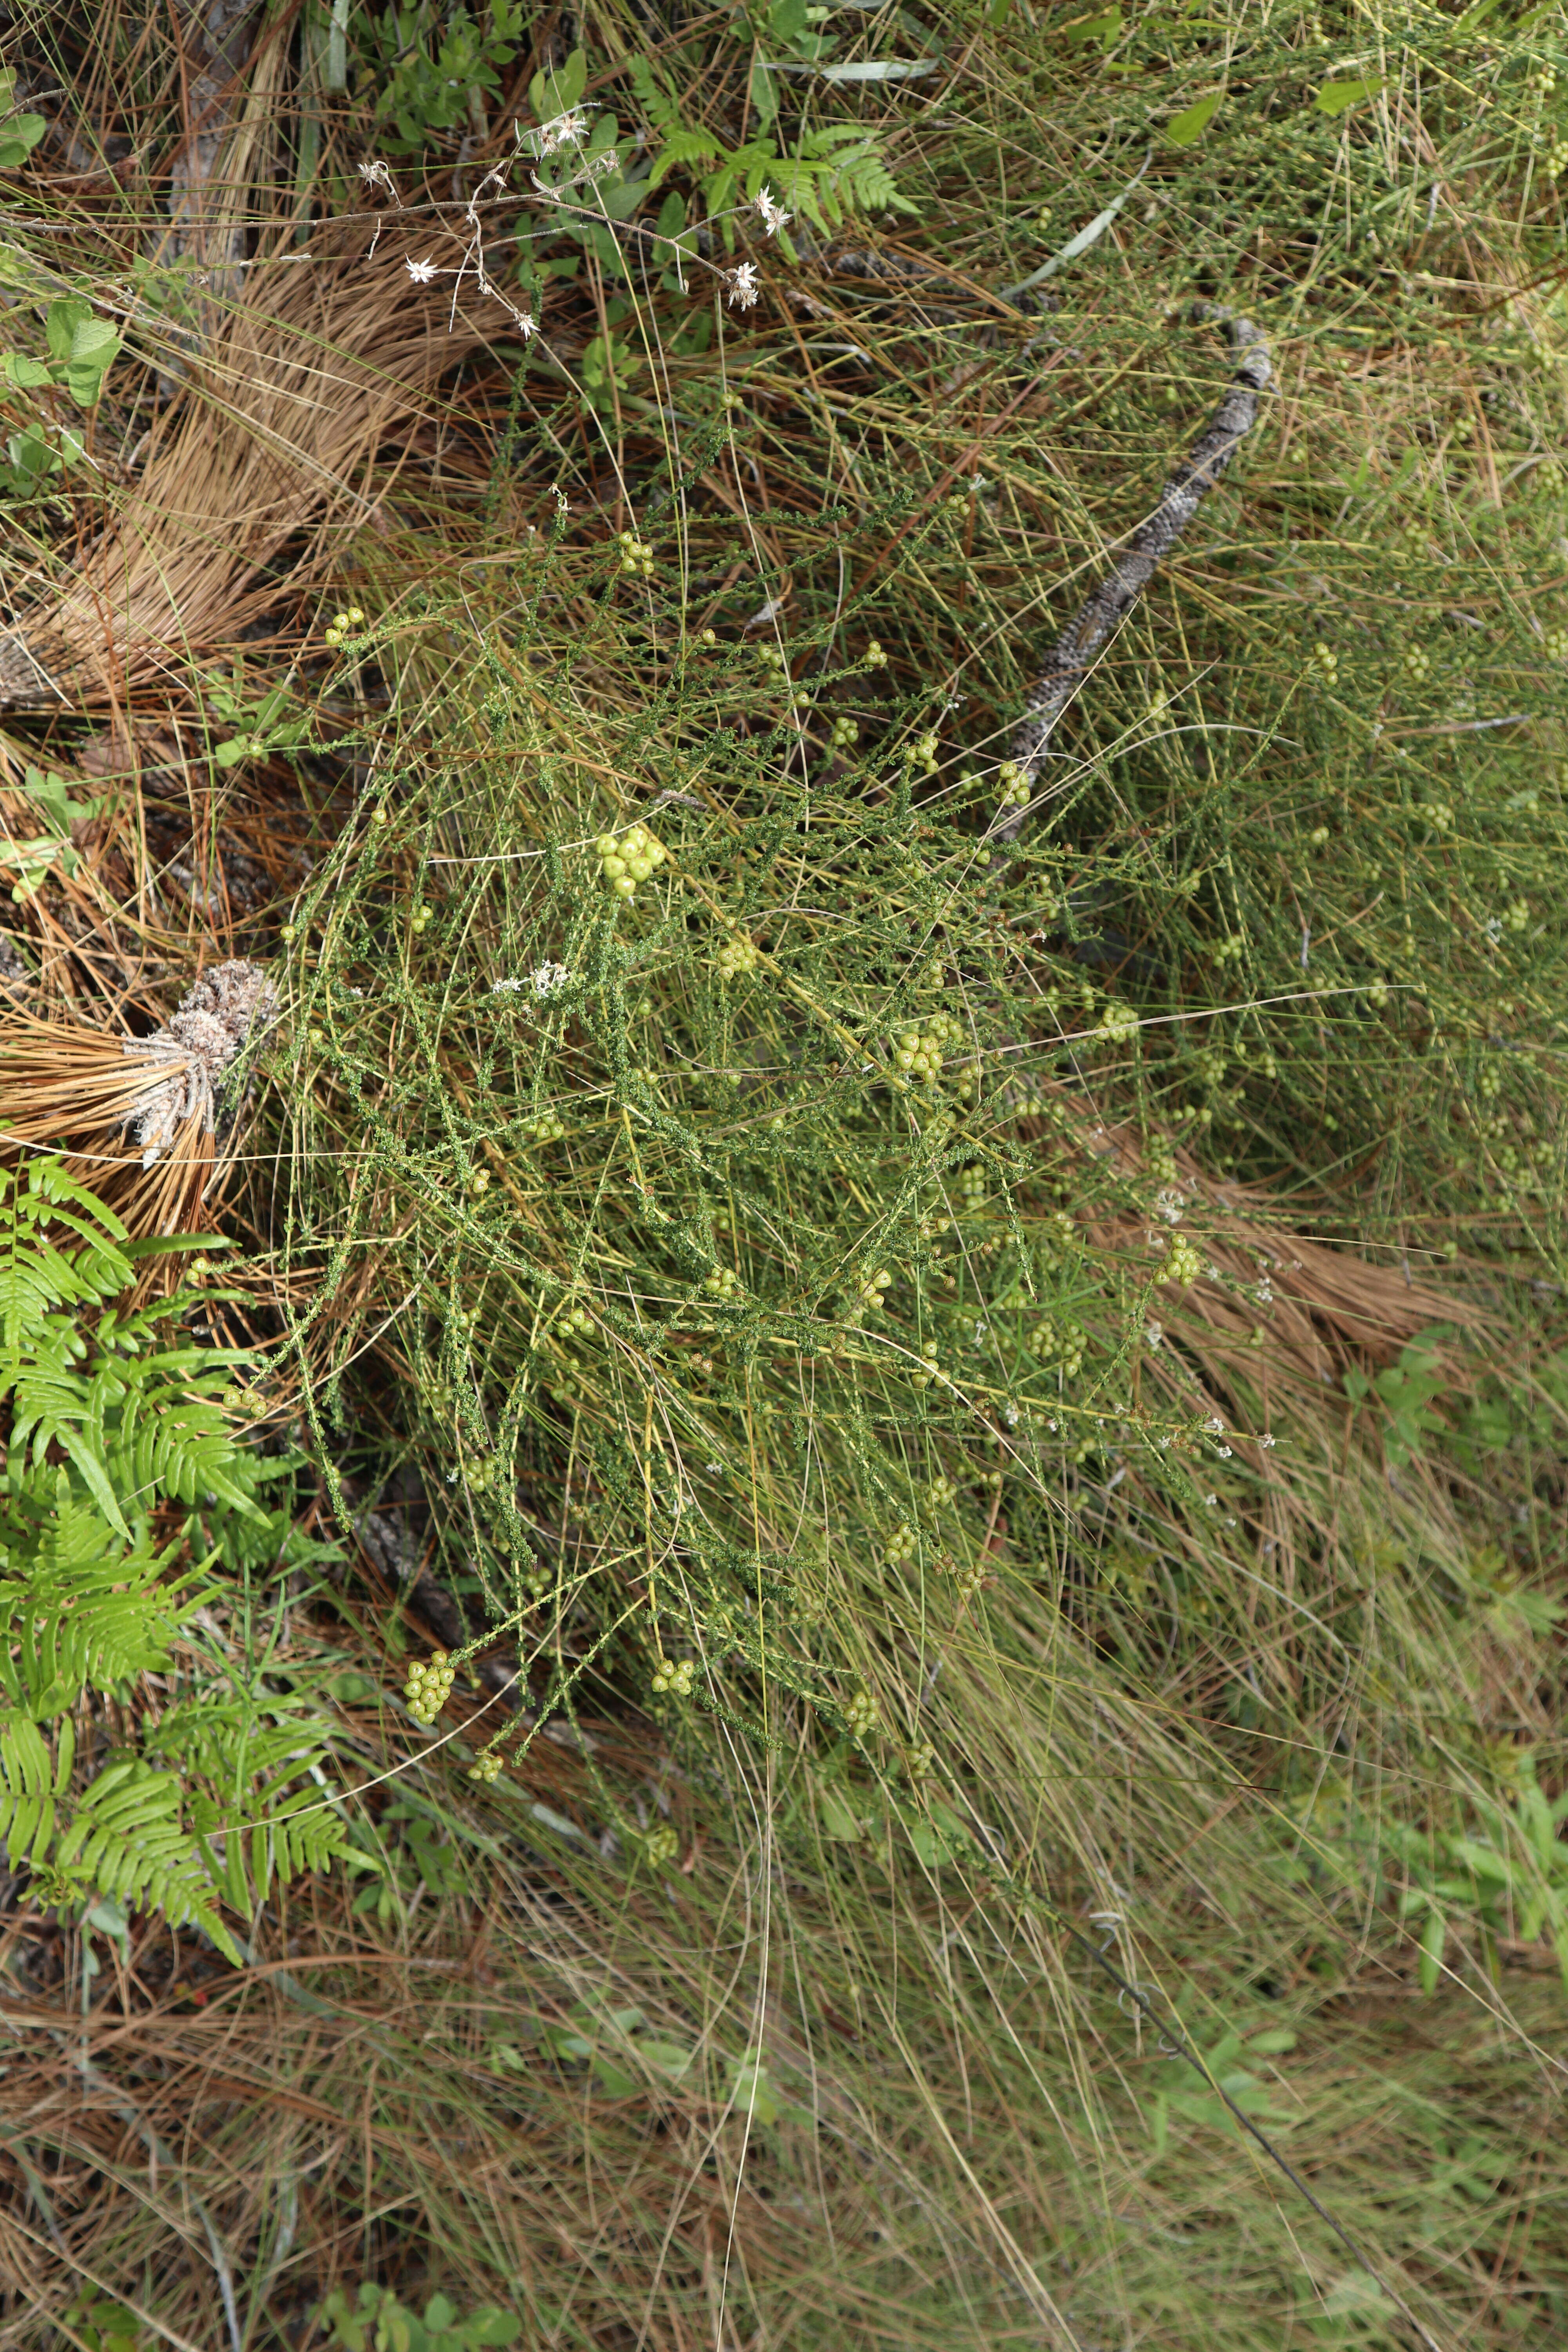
xmin=1314 ymin=75 xmax=1385 ymax=116
xmin=1165 ymin=91 xmax=1223 ymax=147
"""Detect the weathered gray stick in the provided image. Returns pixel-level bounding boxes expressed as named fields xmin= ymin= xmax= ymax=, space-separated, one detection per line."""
xmin=992 ymin=303 xmax=1272 ymax=849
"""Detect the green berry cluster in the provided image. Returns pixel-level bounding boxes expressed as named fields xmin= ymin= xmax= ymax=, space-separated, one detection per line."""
xmin=1039 ymin=1315 xmax=1085 ymax=1377
xmin=1416 ymin=799 xmax=1454 ymax=831
xmin=468 ymin=1168 xmax=490 ymax=1196
xmin=902 ymin=730 xmax=940 ymax=775
xmin=1403 ymin=644 xmax=1432 ymax=683
xmin=650 ymin=1656 xmax=695 ymax=1699
xmin=405 ymin=1649 xmax=454 ymax=1723
xmin=911 ymin=1338 xmax=940 ymax=1390
xmin=1096 ymin=1000 xmax=1140 ymax=1044
xmin=556 ymin=1302 xmax=592 ymax=1338
xmin=1543 ymin=133 xmax=1568 ymax=176
xmin=1165 ymin=1236 xmax=1203 ymax=1287
xmin=957 ymin=1165 xmax=985 ymax=1207
xmin=323 ymin=604 xmax=365 ymax=648
xmin=520 ymin=1109 xmax=567 ymax=1145
xmin=409 ymin=903 xmax=431 ymax=933
xmin=884 ymin=1521 xmax=916 ymax=1567
xmin=829 ymin=715 xmax=859 ymax=750
xmin=1147 ymin=1136 xmax=1178 ymax=1185
xmin=1312 ymin=641 xmax=1339 ymax=686
xmin=891 ymin=1008 xmax=962 ymax=1083
xmin=917 ymin=1211 xmax=952 ymax=1241
xmin=862 ymin=639 xmax=887 ymax=669
xmin=717 ymin=931 xmax=760 ymax=978
xmin=595 ymin=824 xmax=669 ymax=900
xmin=855 ymin=1265 xmax=893 ymax=1311
xmin=843 ymin=1688 xmax=878 ymax=1739
xmin=467 ymin=1750 xmax=504 ymax=1784
xmin=756 ymin=642 xmax=787 ymax=673
xmin=1506 ymin=899 xmax=1532 ymax=933
xmin=996 ymin=760 xmax=1030 ymax=810
xmin=643 ymin=1824 xmax=680 ymax=1867
xmin=926 ymin=1473 xmax=957 ymax=1511
xmin=616 ymin=529 xmax=654 ymax=576
xmin=949 ymin=1557 xmax=989 ymax=1601
xmin=1544 ymin=626 xmax=1568 ymax=663
xmin=704 ymin=1264 xmax=743 ymax=1299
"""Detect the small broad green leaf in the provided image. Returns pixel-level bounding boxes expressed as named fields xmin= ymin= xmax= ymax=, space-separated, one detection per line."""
xmin=727 ymin=2053 xmax=780 ymax=2125
xmin=1314 ymin=75 xmax=1385 ymax=116
xmin=45 ymin=298 xmax=92 ymax=366
xmin=1060 ymin=7 xmax=1121 ymax=47
xmin=1165 ymin=91 xmax=1223 ymax=147
xmin=818 ymin=1787 xmax=864 ymax=1840
xmin=1419 ymin=1904 xmax=1445 ymax=1995
xmin=1321 ymin=2271 xmax=1397 ymax=2317
xmin=530 ymin=47 xmax=586 ymax=120
xmin=424 ymin=2296 xmax=457 ymax=2330
xmin=2 ymin=352 xmax=52 ymax=388
xmin=0 ymin=116 xmax=45 ymax=170
xmin=63 ymin=316 xmax=120 ymax=408
xmin=638 ymin=2036 xmax=696 ymax=2081
xmin=588 ymin=2052 xmax=638 ymax=2097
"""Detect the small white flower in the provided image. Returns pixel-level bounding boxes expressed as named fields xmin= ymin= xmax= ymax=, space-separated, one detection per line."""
xmin=726 ymin=261 xmax=760 ymax=310
xmin=359 ymin=159 xmax=395 ymax=195
xmin=531 ymin=962 xmax=570 ymax=1000
xmin=1205 ymin=1417 xmax=1224 ymax=1435
xmin=1145 ymin=1322 xmax=1164 ymax=1349
xmin=406 ymin=256 xmax=439 ymax=285
xmin=1259 ymin=1433 xmax=1276 ymax=1450
xmin=755 ymin=186 xmax=792 ymax=237
xmin=491 ymin=976 xmax=526 ymax=994
xmin=538 ymin=109 xmax=590 ymax=154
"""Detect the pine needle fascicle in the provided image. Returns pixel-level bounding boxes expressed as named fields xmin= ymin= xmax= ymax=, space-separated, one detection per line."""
xmin=0 ymin=959 xmax=276 ymax=1274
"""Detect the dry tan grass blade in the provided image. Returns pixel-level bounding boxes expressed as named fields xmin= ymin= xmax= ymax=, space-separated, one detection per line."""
xmin=0 ymin=218 xmax=497 ymax=710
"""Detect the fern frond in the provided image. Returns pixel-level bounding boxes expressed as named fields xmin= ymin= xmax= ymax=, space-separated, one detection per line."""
xmin=0 ymin=1712 xmax=60 ymax=1869
xmin=53 ymin=1759 xmax=221 ymax=1927
xmin=0 ymin=1490 xmax=196 ymax=1712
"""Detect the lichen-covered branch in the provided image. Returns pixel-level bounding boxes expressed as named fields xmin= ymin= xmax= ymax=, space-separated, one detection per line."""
xmin=992 ymin=303 xmax=1273 ymax=849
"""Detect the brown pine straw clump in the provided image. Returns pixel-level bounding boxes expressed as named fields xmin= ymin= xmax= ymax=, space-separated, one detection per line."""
xmin=0 ymin=959 xmax=276 ymax=1276
xmin=1014 ymin=1082 xmax=1488 ymax=1588
xmin=0 ymin=214 xmax=499 ymax=713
